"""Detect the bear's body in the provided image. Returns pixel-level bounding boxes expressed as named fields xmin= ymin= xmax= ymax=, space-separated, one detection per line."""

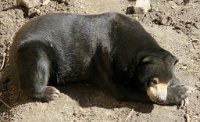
xmin=9 ymin=13 xmax=191 ymax=105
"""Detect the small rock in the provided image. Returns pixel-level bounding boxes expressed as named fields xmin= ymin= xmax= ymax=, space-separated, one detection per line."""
xmin=153 ymin=8 xmax=159 ymax=12
xmin=28 ymin=8 xmax=41 ymax=18
xmin=173 ymin=25 xmax=181 ymax=30
xmin=174 ymin=0 xmax=190 ymax=5
xmin=180 ymin=65 xmax=187 ymax=70
xmin=57 ymin=0 xmax=68 ymax=5
xmin=174 ymin=0 xmax=184 ymax=5
xmin=126 ymin=6 xmax=146 ymax=14
xmin=16 ymin=0 xmax=41 ymax=8
xmin=184 ymin=113 xmax=190 ymax=122
xmin=168 ymin=1 xmax=177 ymax=9
xmin=42 ymin=0 xmax=50 ymax=5
xmin=185 ymin=22 xmax=193 ymax=29
xmin=126 ymin=6 xmax=135 ymax=14
xmin=162 ymin=16 xmax=173 ymax=26
xmin=16 ymin=0 xmax=51 ymax=8
xmin=193 ymin=22 xmax=200 ymax=29
xmin=134 ymin=7 xmax=146 ymax=14
xmin=135 ymin=0 xmax=151 ymax=13
xmin=183 ymin=0 xmax=190 ymax=5
xmin=153 ymin=16 xmax=173 ymax=26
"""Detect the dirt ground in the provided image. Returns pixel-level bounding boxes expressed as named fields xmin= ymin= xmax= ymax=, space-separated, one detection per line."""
xmin=0 ymin=0 xmax=200 ymax=122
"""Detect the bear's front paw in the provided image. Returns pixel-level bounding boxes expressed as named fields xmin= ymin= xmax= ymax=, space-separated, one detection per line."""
xmin=41 ymin=86 xmax=60 ymax=102
xmin=166 ymin=84 xmax=194 ymax=108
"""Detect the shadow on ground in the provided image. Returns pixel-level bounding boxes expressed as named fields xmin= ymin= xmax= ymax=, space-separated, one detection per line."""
xmin=0 ymin=77 xmax=154 ymax=114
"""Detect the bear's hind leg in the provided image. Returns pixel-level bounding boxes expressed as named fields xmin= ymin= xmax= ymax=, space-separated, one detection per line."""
xmin=14 ymin=43 xmax=60 ymax=102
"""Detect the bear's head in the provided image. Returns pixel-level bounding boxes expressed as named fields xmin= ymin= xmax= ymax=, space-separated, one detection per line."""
xmin=135 ymin=49 xmax=179 ymax=104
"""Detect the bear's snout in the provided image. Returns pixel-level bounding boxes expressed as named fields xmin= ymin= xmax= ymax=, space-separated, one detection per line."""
xmin=146 ymin=77 xmax=168 ymax=104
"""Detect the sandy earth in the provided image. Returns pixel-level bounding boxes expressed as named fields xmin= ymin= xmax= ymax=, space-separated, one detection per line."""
xmin=0 ymin=0 xmax=200 ymax=122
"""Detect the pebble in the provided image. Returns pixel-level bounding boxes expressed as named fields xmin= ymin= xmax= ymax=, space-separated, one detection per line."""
xmin=135 ymin=0 xmax=151 ymax=13
xmin=168 ymin=1 xmax=177 ymax=9
xmin=16 ymin=0 xmax=51 ymax=8
xmin=42 ymin=0 xmax=50 ymax=5
xmin=126 ymin=6 xmax=135 ymax=14
xmin=16 ymin=0 xmax=41 ymax=8
xmin=183 ymin=0 xmax=190 ymax=5
xmin=184 ymin=113 xmax=190 ymax=122
xmin=126 ymin=6 xmax=147 ymax=15
xmin=174 ymin=0 xmax=184 ymax=5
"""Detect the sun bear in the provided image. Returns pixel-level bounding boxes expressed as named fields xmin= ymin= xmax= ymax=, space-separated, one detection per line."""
xmin=9 ymin=12 xmax=191 ymax=106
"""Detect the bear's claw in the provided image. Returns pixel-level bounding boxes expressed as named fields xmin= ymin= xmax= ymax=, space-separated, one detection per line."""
xmin=41 ymin=86 xmax=60 ymax=102
xmin=166 ymin=84 xmax=194 ymax=108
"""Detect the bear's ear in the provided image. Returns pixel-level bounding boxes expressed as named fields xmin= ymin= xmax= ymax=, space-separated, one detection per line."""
xmin=140 ymin=56 xmax=154 ymax=64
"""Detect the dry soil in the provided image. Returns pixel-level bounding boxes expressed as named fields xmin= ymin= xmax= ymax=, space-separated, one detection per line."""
xmin=0 ymin=0 xmax=200 ymax=122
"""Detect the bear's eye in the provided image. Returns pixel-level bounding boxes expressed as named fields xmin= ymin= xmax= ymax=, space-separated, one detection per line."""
xmin=150 ymin=78 xmax=159 ymax=85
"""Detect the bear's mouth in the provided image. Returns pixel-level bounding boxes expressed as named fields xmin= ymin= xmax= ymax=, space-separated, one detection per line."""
xmin=146 ymin=77 xmax=168 ymax=104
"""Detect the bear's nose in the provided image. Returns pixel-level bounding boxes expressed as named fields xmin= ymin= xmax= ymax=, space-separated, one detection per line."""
xmin=157 ymin=95 xmax=167 ymax=104
xmin=157 ymin=98 xmax=165 ymax=104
